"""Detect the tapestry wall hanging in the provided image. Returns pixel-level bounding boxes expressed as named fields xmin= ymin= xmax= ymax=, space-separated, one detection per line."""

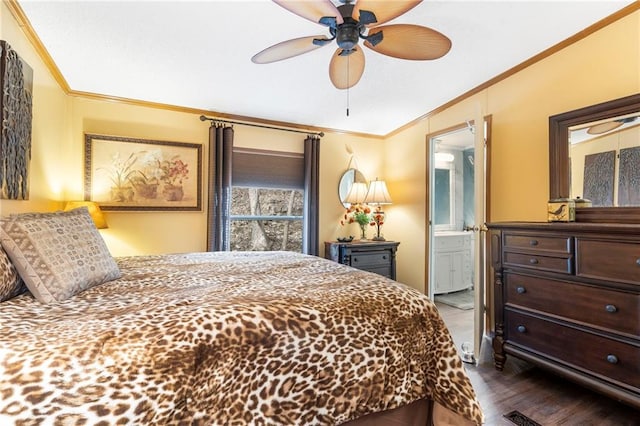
xmin=618 ymin=146 xmax=640 ymax=207
xmin=583 ymin=150 xmax=615 ymax=207
xmin=84 ymin=134 xmax=202 ymax=211
xmin=0 ymin=40 xmax=33 ymax=200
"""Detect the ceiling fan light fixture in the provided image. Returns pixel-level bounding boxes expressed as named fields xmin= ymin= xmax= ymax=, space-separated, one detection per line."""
xmin=336 ymin=22 xmax=360 ymax=50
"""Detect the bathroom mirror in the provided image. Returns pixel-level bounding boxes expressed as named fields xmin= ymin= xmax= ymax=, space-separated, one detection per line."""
xmin=549 ymin=93 xmax=640 ymax=223
xmin=338 ymin=168 xmax=366 ymax=208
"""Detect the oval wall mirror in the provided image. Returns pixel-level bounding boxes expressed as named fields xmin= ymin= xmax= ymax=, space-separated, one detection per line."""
xmin=338 ymin=168 xmax=366 ymax=208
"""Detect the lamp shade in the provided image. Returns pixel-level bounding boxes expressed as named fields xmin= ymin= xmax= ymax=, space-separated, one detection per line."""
xmin=64 ymin=201 xmax=108 ymax=229
xmin=344 ymin=182 xmax=369 ymax=204
xmin=364 ymin=179 xmax=392 ymax=205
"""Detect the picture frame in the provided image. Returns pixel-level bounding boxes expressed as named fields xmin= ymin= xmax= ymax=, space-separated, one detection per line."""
xmin=84 ymin=133 xmax=202 ymax=211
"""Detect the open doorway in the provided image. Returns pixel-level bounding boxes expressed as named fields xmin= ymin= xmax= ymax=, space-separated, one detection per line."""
xmin=426 ymin=117 xmax=490 ymax=364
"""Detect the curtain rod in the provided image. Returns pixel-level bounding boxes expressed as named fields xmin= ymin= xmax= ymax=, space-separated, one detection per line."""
xmin=199 ymin=115 xmax=324 ymax=137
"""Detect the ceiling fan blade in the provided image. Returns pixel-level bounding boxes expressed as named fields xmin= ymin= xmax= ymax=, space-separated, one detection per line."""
xmin=252 ymin=35 xmax=330 ymax=64
xmin=353 ymin=0 xmax=422 ymax=26
xmin=364 ymin=24 xmax=451 ymax=60
xmin=273 ymin=0 xmax=343 ymax=26
xmin=329 ymin=47 xmax=365 ymax=89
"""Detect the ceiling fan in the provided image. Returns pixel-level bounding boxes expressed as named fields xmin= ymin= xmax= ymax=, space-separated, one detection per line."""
xmin=251 ymin=0 xmax=452 ymax=90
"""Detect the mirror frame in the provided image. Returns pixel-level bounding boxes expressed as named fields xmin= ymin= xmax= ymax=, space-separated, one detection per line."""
xmin=549 ymin=93 xmax=640 ymax=223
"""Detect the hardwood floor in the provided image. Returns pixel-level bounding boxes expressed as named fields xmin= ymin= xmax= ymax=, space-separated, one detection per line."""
xmin=435 ymin=302 xmax=639 ymax=425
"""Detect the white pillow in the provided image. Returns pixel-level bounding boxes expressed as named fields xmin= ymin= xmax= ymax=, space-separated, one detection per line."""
xmin=0 ymin=208 xmax=121 ymax=303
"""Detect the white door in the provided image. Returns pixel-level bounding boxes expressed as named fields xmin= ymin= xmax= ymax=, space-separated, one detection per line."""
xmin=472 ymin=118 xmax=488 ymax=362
xmin=427 ymin=115 xmax=489 ymax=364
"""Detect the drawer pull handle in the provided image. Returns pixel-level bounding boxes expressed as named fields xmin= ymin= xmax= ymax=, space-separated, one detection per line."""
xmin=636 ymin=258 xmax=640 ymax=266
xmin=516 ymin=286 xmax=526 ymax=294
xmin=382 ymin=256 xmax=387 ymax=260
xmin=529 ymin=240 xmax=538 ymax=246
xmin=516 ymin=325 xmax=527 ymax=333
xmin=529 ymin=258 xmax=538 ymax=265
xmin=605 ymin=304 xmax=617 ymax=313
xmin=606 ymin=354 xmax=618 ymax=364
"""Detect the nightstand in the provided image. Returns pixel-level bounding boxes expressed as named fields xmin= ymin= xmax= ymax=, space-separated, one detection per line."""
xmin=324 ymin=240 xmax=400 ymax=280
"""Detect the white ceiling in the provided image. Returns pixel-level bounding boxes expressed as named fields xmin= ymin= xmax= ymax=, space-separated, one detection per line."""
xmin=17 ymin=0 xmax=634 ymax=136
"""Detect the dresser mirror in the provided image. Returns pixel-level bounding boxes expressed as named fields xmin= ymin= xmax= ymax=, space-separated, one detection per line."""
xmin=549 ymin=93 xmax=640 ymax=223
xmin=338 ymin=168 xmax=366 ymax=208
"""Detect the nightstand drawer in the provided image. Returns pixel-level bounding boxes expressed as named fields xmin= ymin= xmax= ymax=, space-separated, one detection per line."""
xmin=504 ymin=233 xmax=572 ymax=254
xmin=359 ymin=265 xmax=392 ymax=277
xmin=352 ymin=251 xmax=391 ymax=267
xmin=506 ymin=310 xmax=640 ymax=390
xmin=505 ymin=272 xmax=640 ymax=337
xmin=504 ymin=252 xmax=572 ymax=274
xmin=576 ymin=239 xmax=640 ymax=285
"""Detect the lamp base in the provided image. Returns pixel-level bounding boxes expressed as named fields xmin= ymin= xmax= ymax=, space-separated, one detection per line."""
xmin=372 ymin=236 xmax=386 ymax=241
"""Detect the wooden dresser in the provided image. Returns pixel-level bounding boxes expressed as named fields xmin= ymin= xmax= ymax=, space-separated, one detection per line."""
xmin=487 ymin=222 xmax=640 ymax=408
xmin=324 ymin=240 xmax=399 ymax=280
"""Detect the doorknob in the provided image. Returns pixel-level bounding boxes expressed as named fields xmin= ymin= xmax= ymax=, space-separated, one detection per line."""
xmin=464 ymin=224 xmax=489 ymax=233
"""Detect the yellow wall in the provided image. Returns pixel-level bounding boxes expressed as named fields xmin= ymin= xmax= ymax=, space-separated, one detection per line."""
xmin=0 ymin=1 xmax=70 ymax=214
xmin=2 ymin=2 xmax=639 ymax=294
xmin=384 ymin=10 xmax=639 ymax=292
xmin=0 ymin=0 xmax=384 ymax=258
xmin=67 ymin=97 xmax=384 ymax=256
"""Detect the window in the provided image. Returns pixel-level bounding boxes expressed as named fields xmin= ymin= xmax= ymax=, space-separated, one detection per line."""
xmin=230 ymin=148 xmax=304 ymax=252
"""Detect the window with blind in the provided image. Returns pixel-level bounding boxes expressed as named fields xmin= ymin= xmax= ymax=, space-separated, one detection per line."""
xmin=230 ymin=148 xmax=304 ymax=252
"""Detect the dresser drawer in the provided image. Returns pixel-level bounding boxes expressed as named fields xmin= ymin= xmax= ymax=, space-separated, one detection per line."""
xmin=503 ymin=252 xmax=572 ymax=274
xmin=576 ymin=239 xmax=640 ymax=285
xmin=506 ymin=310 xmax=640 ymax=390
xmin=505 ymin=272 xmax=640 ymax=337
xmin=504 ymin=233 xmax=572 ymax=254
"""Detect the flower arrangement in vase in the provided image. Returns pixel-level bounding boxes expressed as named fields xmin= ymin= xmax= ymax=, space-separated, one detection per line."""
xmin=341 ymin=204 xmax=371 ymax=240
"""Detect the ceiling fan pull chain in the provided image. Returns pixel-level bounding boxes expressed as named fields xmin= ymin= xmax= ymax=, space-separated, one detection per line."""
xmin=347 ymin=89 xmax=350 ymax=116
xmin=346 ymin=54 xmax=350 ymax=117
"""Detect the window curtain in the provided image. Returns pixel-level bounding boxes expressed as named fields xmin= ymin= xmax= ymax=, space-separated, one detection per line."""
xmin=207 ymin=123 xmax=234 ymax=251
xmin=302 ymin=135 xmax=320 ymax=255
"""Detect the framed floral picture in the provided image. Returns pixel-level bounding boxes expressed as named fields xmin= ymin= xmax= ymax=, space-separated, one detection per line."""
xmin=84 ymin=134 xmax=202 ymax=211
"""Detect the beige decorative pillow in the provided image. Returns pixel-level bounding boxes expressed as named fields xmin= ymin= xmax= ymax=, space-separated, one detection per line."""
xmin=0 ymin=208 xmax=121 ymax=303
xmin=0 ymin=245 xmax=25 ymax=302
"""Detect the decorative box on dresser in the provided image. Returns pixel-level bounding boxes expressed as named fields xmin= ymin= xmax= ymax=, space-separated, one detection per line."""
xmin=487 ymin=222 xmax=640 ymax=409
xmin=324 ymin=241 xmax=399 ymax=280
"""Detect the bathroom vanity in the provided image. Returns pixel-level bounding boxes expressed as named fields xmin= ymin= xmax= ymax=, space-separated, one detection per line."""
xmin=433 ymin=231 xmax=472 ymax=294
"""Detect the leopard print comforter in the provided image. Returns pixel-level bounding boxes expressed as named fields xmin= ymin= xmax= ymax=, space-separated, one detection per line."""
xmin=0 ymin=251 xmax=483 ymax=425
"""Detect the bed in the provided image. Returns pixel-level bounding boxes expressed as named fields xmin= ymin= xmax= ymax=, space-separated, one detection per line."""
xmin=0 ymin=208 xmax=483 ymax=425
